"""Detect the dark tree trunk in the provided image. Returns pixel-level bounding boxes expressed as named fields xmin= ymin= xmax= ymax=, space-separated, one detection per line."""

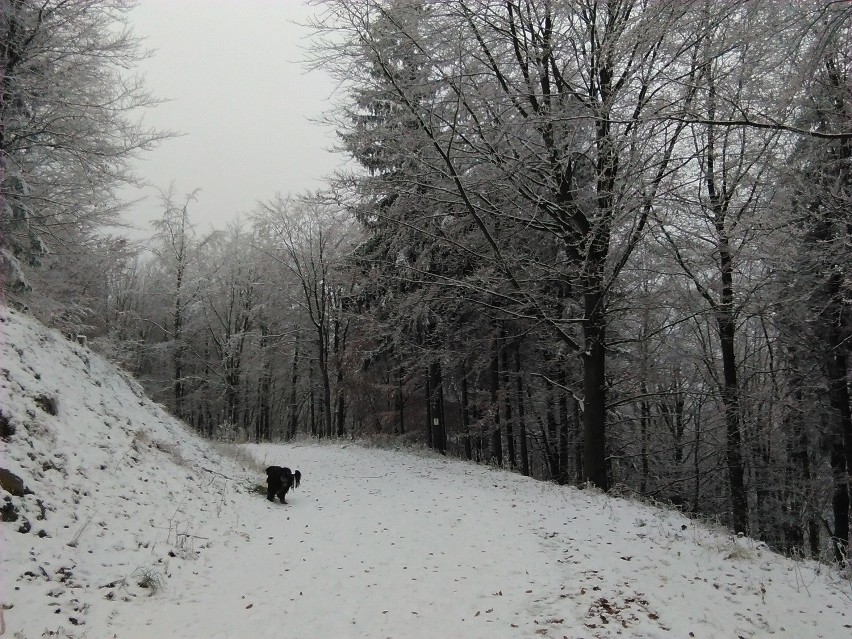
xmin=693 ymin=403 xmax=702 ymax=516
xmin=428 ymin=359 xmax=447 ymax=454
xmin=660 ymin=380 xmax=687 ymax=503
xmin=501 ymin=338 xmax=516 ymax=470
xmin=558 ymin=364 xmax=570 ymax=485
xmin=171 ymin=246 xmax=187 ymax=420
xmin=490 ymin=342 xmax=503 ymax=466
xmin=717 ymin=255 xmax=749 ymax=535
xmin=582 ymin=288 xmax=609 ymax=490
xmin=461 ymin=365 xmax=472 ymax=461
xmin=425 ymin=368 xmax=433 ymax=449
xmin=674 ymin=387 xmax=685 ymax=468
xmin=515 ymin=347 xmax=530 ymax=476
xmin=785 ymin=366 xmax=818 ymax=557
xmin=640 ymin=380 xmax=650 ymax=494
xmin=172 ymin=343 xmax=185 ymax=420
xmin=257 ymin=362 xmax=271 ymax=442
xmin=830 ymin=435 xmax=850 ymax=562
xmin=718 ymin=309 xmax=748 ymax=534
xmin=318 ymin=338 xmax=333 ymax=439
xmin=700 ymin=70 xmax=748 ymax=535
xmin=820 ymin=50 xmax=852 ymax=564
xmin=784 ymin=356 xmax=818 ymax=559
xmin=827 ymin=339 xmax=851 ymax=561
xmin=544 ymin=381 xmax=560 ymax=481
xmin=309 ymin=357 xmax=317 ymax=438
xmin=573 ymin=399 xmax=583 ymax=484
xmin=225 ymin=365 xmax=240 ymax=428
xmin=785 ymin=394 xmax=809 ymax=555
xmin=335 ymin=385 xmax=346 ymax=438
xmin=288 ymin=340 xmax=299 ymax=439
xmin=396 ymin=364 xmax=405 ymax=435
xmin=334 ymin=316 xmax=347 ymax=438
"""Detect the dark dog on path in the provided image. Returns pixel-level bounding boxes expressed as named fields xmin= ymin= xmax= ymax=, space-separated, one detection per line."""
xmin=266 ymin=466 xmax=301 ymax=504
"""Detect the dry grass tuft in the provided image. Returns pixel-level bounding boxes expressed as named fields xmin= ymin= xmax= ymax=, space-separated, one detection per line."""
xmin=210 ymin=442 xmax=265 ymax=474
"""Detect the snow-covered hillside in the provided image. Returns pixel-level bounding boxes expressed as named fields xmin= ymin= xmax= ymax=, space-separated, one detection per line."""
xmin=0 ymin=305 xmax=259 ymax=637
xmin=1 ymin=305 xmax=851 ymax=638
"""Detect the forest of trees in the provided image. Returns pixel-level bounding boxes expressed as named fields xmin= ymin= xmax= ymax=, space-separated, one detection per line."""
xmin=2 ymin=1 xmax=850 ymax=564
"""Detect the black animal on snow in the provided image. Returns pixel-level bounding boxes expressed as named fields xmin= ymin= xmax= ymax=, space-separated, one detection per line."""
xmin=265 ymin=466 xmax=301 ymax=504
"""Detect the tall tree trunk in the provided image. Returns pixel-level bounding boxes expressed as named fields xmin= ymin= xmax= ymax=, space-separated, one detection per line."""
xmin=786 ymin=400 xmax=809 ymax=555
xmin=309 ymin=357 xmax=317 ymax=438
xmin=544 ymin=380 xmax=560 ymax=481
xmin=490 ymin=341 xmax=503 ymax=466
xmin=318 ymin=336 xmax=333 ymax=439
xmin=428 ymin=359 xmax=447 ymax=454
xmin=640 ymin=380 xmax=650 ymax=494
xmin=573 ymin=399 xmax=583 ymax=484
xmin=582 ymin=288 xmax=608 ymax=490
xmin=425 ymin=368 xmax=433 ymax=449
xmin=716 ymin=253 xmax=748 ymax=535
xmin=171 ymin=220 xmax=188 ymax=421
xmin=704 ymin=68 xmax=748 ymax=535
xmin=693 ymin=402 xmax=702 ymax=516
xmin=333 ymin=316 xmax=346 ymax=437
xmin=257 ymin=360 xmax=271 ymax=442
xmin=826 ymin=335 xmax=851 ymax=561
xmin=787 ymin=350 xmax=821 ymax=559
xmin=288 ymin=339 xmax=299 ymax=439
xmin=830 ymin=435 xmax=849 ymax=562
xmin=673 ymin=384 xmax=685 ymax=469
xmin=172 ymin=308 xmax=185 ymax=420
xmin=461 ymin=364 xmax=472 ymax=461
xmin=664 ymin=381 xmax=687 ymax=505
xmin=558 ymin=363 xmax=570 ymax=485
xmin=515 ymin=347 xmax=530 ymax=476
xmin=396 ymin=364 xmax=405 ymax=435
xmin=335 ymin=387 xmax=346 ymax=438
xmin=718 ymin=307 xmax=748 ymax=534
xmin=334 ymin=329 xmax=346 ymax=438
xmin=812 ymin=47 xmax=852 ymax=564
xmin=225 ymin=361 xmax=240 ymax=429
xmin=501 ymin=336 xmax=516 ymax=469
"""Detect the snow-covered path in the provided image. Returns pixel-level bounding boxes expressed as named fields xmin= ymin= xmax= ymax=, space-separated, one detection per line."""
xmin=95 ymin=442 xmax=852 ymax=639
xmin=99 ymin=443 xmax=568 ymax=639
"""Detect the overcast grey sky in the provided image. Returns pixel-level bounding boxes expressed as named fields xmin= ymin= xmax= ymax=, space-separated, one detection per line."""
xmin=124 ymin=0 xmax=345 ymax=236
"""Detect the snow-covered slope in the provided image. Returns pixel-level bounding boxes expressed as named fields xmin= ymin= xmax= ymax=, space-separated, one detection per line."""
xmin=1 ymin=305 xmax=851 ymax=639
xmin=0 ymin=306 xmax=257 ymax=637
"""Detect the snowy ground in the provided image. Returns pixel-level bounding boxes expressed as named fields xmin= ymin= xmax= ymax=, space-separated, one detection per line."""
xmin=1 ymin=304 xmax=851 ymax=639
